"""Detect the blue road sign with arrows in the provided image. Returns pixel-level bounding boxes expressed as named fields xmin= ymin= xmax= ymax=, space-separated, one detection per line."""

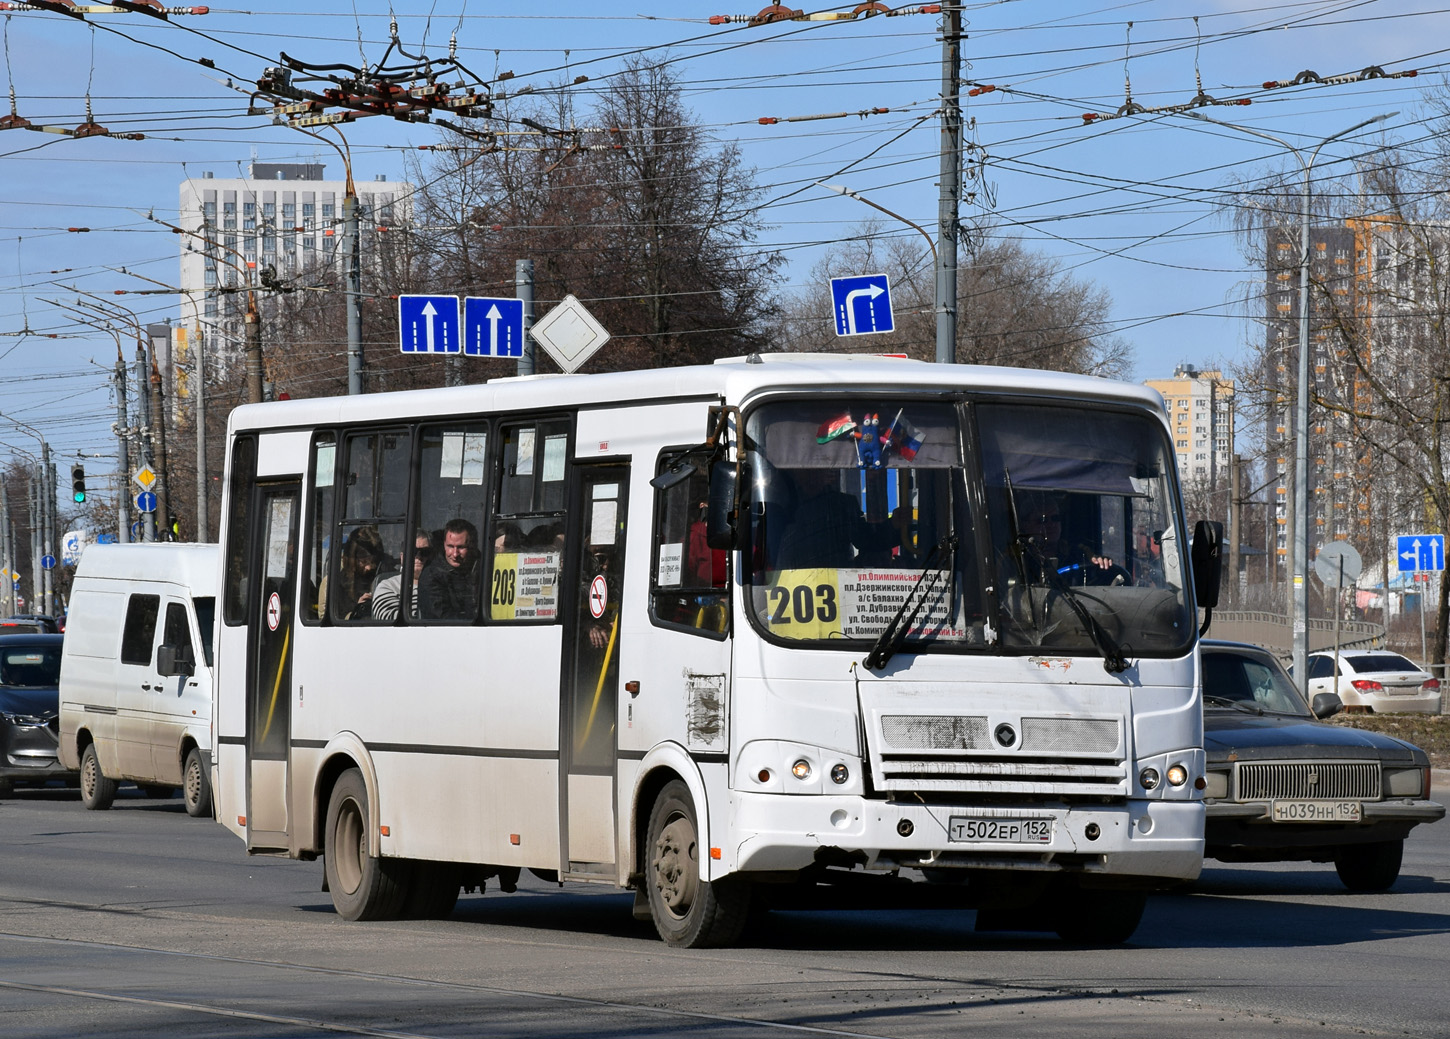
xmin=464 ymin=297 xmax=525 ymax=357
xmin=830 ymin=274 xmax=894 ymax=337
xmin=398 ymin=294 xmax=461 ymax=354
xmin=1396 ymin=533 xmax=1445 ymax=572
xmin=136 ymin=490 xmax=157 ymax=514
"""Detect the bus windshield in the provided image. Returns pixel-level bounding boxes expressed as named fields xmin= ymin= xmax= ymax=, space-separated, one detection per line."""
xmin=743 ymin=397 xmax=1194 ymax=659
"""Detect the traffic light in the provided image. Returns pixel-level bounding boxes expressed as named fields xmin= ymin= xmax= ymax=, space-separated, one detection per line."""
xmin=71 ymin=464 xmax=86 ymax=503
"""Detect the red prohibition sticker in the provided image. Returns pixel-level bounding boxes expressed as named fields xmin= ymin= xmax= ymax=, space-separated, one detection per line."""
xmin=588 ymin=575 xmax=608 ymax=619
xmin=266 ymin=591 xmax=282 ymax=631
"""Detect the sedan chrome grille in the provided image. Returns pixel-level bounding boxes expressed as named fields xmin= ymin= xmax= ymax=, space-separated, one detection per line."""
xmin=1236 ymin=761 xmax=1380 ymax=801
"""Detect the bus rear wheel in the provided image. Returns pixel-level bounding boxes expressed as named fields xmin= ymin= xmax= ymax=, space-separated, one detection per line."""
xmin=79 ymin=743 xmax=117 ymax=811
xmin=401 ymin=862 xmax=462 ymax=919
xmin=644 ymin=779 xmax=749 ymax=948
xmin=324 ymin=768 xmax=408 ymax=921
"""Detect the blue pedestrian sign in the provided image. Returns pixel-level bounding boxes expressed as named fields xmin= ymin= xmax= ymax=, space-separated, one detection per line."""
xmin=40 ymin=554 xmax=55 ymax=571
xmin=136 ymin=490 xmax=158 ymax=514
xmin=398 ymin=294 xmax=461 ymax=354
xmin=464 ymin=297 xmax=525 ymax=357
xmin=830 ymin=274 xmax=894 ymax=337
xmin=1396 ymin=534 xmax=1444 ymax=572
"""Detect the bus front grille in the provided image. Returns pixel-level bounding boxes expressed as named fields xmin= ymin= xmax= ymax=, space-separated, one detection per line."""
xmin=877 ymin=757 xmax=1126 ymax=796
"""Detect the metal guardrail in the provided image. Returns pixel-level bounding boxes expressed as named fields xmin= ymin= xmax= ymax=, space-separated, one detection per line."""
xmin=1207 ymin=611 xmax=1385 ymax=658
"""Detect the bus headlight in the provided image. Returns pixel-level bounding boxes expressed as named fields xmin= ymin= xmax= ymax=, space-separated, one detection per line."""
xmin=791 ymin=759 xmax=812 ymax=781
xmin=1166 ymin=763 xmax=1189 ymax=787
xmin=1139 ymin=767 xmax=1160 ymax=791
xmin=830 ymin=763 xmax=849 ymax=785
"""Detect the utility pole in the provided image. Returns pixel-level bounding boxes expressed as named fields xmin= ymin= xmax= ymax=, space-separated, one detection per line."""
xmin=0 ymin=478 xmax=11 ymax=616
xmin=194 ymin=324 xmax=208 ymax=541
xmin=345 ymin=190 xmax=364 ymax=395
xmin=114 ymin=349 xmax=132 ymax=544
xmin=133 ymin=346 xmax=156 ymax=543
xmin=146 ymin=343 xmax=172 ymax=539
xmin=516 ymin=259 xmax=535 ymax=377
xmin=934 ymin=4 xmax=963 ymax=364
xmin=1229 ymin=454 xmax=1242 ymax=608
xmin=43 ymin=446 xmax=54 ymax=616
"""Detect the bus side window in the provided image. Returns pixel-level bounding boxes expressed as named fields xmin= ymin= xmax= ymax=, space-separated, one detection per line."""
xmin=650 ymin=450 xmax=728 ymax=637
xmin=327 ymin=430 xmax=410 ymax=623
xmin=302 ymin=433 xmax=335 ymax=624
xmin=489 ymin=421 xmax=568 ymax=624
xmin=414 ymin=424 xmax=491 ymax=624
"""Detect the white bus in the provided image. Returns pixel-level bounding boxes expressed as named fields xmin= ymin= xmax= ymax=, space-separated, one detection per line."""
xmin=213 ymin=354 xmax=1222 ymax=946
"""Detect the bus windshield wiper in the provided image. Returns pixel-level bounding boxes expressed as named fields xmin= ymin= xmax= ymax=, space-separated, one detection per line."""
xmin=864 ymin=534 xmax=957 ymax=671
xmin=1001 ymin=470 xmax=1042 ymax=636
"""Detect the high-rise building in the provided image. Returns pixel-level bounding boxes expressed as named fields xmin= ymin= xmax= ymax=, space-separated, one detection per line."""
xmin=177 ymin=162 xmax=410 ymax=376
xmin=1145 ymin=364 xmax=1235 ymax=489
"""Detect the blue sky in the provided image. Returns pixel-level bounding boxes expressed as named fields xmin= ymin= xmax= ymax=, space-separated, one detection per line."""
xmin=0 ymin=0 xmax=1444 ymax=471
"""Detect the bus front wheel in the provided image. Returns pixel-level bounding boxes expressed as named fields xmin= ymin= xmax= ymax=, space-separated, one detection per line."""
xmin=644 ymin=779 xmax=749 ymax=948
xmin=324 ymin=768 xmax=409 ymax=921
xmin=79 ymin=743 xmax=117 ymax=811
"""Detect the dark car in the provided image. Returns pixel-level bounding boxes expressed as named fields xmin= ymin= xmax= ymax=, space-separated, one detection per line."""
xmin=1200 ymin=640 xmax=1444 ymax=891
xmin=0 ymin=615 xmax=60 ymax=635
xmin=0 ymin=633 xmax=67 ymax=792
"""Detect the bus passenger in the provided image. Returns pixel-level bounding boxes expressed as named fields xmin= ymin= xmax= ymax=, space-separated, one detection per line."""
xmin=372 ymin=529 xmax=436 ymax=621
xmin=322 ymin=525 xmax=385 ymax=620
xmin=419 ymin=518 xmax=481 ymax=620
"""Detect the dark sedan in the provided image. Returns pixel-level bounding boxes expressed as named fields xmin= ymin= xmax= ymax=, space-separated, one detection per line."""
xmin=0 ymin=633 xmax=67 ymax=792
xmin=1200 ymin=640 xmax=1444 ymax=891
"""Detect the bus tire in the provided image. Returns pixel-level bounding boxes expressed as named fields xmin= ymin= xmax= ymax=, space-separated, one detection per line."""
xmin=183 ymin=747 xmax=212 ymax=818
xmin=1334 ymin=840 xmax=1403 ymax=892
xmin=324 ymin=768 xmax=408 ymax=921
xmin=1053 ymin=887 xmax=1147 ymax=945
xmin=79 ymin=743 xmax=117 ymax=811
xmin=401 ymin=862 xmax=462 ymax=919
xmin=645 ymin=779 xmax=749 ymax=948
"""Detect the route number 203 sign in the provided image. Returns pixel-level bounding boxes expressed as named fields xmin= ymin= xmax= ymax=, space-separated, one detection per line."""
xmin=758 ymin=567 xmax=960 ymax=640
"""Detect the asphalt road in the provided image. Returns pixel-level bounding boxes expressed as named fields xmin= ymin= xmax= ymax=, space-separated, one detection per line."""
xmin=1 ymin=778 xmax=1447 ymax=1039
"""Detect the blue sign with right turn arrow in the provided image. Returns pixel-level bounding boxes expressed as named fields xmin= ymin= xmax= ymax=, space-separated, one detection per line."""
xmin=830 ymin=274 xmax=894 ymax=337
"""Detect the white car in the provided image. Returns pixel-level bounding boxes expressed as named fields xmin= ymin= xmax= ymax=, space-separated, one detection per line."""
xmin=1304 ymin=650 xmax=1442 ymax=714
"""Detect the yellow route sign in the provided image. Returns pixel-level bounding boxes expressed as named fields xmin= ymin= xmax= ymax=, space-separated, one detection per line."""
xmin=133 ymin=466 xmax=156 ymax=490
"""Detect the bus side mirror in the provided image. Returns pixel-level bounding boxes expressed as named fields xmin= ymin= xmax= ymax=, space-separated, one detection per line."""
xmin=1192 ymin=519 xmax=1223 ymax=609
xmin=706 ymin=460 xmax=738 ymax=550
xmin=157 ymin=642 xmax=196 ymax=678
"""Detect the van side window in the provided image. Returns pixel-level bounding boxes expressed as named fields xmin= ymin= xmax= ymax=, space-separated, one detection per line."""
xmin=163 ymin=602 xmax=191 ymax=657
xmin=193 ymin=596 xmax=216 ymax=667
xmin=121 ymin=595 xmax=161 ymax=666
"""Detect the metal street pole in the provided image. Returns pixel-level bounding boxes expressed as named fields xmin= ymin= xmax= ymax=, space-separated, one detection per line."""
xmin=516 ymin=259 xmax=535 ymax=377
xmin=935 ymin=2 xmax=963 ymax=364
xmin=1180 ymin=109 xmax=1395 ymax=692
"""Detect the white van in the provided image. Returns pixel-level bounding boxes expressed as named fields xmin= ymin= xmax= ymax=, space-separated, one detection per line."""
xmin=58 ymin=543 xmax=218 ymax=816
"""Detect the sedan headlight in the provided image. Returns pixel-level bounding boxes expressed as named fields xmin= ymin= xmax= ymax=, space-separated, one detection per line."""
xmin=1202 ymin=770 xmax=1230 ymax=800
xmin=1384 ymin=766 xmax=1430 ymax=799
xmin=1 ymin=711 xmax=48 ymax=726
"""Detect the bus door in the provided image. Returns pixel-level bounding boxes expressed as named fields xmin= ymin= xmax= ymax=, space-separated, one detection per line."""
xmin=246 ymin=480 xmax=299 ymax=852
xmin=561 ymin=462 xmax=629 ymax=877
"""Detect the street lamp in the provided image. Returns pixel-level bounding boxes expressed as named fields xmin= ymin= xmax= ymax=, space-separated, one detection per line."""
xmin=1181 ymin=109 xmax=1397 ymax=691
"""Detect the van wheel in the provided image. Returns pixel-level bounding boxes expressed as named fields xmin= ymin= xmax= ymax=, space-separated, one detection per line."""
xmin=645 ymin=779 xmax=749 ymax=948
xmin=323 ymin=768 xmax=408 ymax=921
xmin=79 ymin=744 xmax=117 ymax=811
xmin=183 ymin=747 xmax=212 ymax=818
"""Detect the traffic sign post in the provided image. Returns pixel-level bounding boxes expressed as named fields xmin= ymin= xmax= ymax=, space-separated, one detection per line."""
xmin=464 ymin=297 xmax=525 ymax=357
xmin=398 ymin=294 xmax=461 ymax=354
xmin=830 ymin=274 xmax=894 ymax=337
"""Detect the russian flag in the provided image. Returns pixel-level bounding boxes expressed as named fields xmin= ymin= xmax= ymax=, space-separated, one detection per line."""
xmin=816 ymin=412 xmax=856 ymax=444
xmin=887 ymin=409 xmax=925 ymax=460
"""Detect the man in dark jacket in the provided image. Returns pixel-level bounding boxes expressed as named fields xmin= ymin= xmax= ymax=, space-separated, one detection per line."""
xmin=418 ymin=518 xmax=480 ymax=620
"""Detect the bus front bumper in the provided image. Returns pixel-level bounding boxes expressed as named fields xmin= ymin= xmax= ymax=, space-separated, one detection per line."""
xmin=725 ymin=791 xmax=1203 ymax=883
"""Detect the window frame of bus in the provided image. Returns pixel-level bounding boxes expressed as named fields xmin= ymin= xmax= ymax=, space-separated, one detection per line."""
xmin=488 ymin=416 xmax=571 ymax=624
xmin=301 ymin=431 xmax=337 ymax=626
xmin=222 ymin=434 xmax=258 ymax=627
xmin=648 ymin=445 xmax=729 ymax=640
xmin=411 ymin=420 xmax=492 ymax=625
xmin=325 ymin=427 xmax=413 ymax=625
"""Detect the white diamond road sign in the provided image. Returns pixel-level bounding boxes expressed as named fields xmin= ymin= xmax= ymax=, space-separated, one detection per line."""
xmin=529 ymin=294 xmax=610 ymax=373
xmin=398 ymin=294 xmax=461 ymax=354
xmin=830 ymin=274 xmax=894 ymax=337
xmin=464 ymin=296 xmax=525 ymax=357
xmin=1396 ymin=534 xmax=1444 ymax=572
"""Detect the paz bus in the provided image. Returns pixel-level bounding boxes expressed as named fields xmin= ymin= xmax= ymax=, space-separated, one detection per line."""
xmin=213 ymin=353 xmax=1222 ymax=947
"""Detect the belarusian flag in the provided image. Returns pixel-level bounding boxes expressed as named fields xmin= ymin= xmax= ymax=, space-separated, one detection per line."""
xmin=816 ymin=412 xmax=856 ymax=443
